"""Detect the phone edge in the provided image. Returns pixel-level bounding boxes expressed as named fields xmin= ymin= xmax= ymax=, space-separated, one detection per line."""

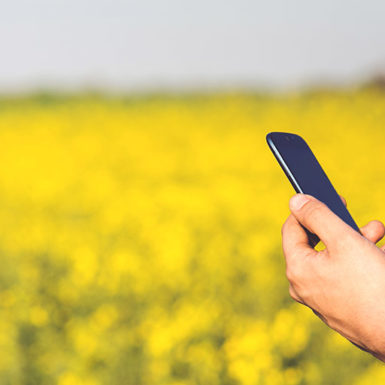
xmin=266 ymin=132 xmax=362 ymax=234
xmin=266 ymin=134 xmax=303 ymax=194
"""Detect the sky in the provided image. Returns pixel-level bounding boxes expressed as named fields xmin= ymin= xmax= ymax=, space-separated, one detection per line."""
xmin=1 ymin=0 xmax=385 ymax=92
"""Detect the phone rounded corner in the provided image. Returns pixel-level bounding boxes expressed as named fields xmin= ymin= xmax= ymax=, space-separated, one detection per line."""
xmin=266 ymin=132 xmax=278 ymax=146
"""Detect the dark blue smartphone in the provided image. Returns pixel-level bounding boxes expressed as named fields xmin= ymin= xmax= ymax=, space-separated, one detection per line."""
xmin=266 ymin=132 xmax=360 ymax=236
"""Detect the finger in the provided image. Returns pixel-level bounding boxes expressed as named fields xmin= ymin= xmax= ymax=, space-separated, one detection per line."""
xmin=338 ymin=195 xmax=384 ymax=245
xmin=289 ymin=193 xmax=358 ymax=250
xmin=282 ymin=213 xmax=317 ymax=262
xmin=360 ymin=220 xmax=385 ymax=244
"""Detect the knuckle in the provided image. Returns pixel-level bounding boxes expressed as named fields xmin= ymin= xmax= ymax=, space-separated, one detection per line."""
xmin=285 ymin=262 xmax=300 ymax=283
xmin=285 ymin=264 xmax=293 ymax=282
xmin=289 ymin=286 xmax=301 ymax=303
xmin=285 ymin=253 xmax=309 ymax=284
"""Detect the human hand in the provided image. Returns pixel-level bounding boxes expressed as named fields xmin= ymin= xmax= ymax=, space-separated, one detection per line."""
xmin=281 ymin=193 xmax=385 ymax=361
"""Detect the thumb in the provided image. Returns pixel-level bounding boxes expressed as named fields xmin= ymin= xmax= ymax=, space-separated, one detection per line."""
xmin=289 ymin=193 xmax=356 ymax=249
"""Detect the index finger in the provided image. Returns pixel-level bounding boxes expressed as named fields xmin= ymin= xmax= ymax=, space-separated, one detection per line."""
xmin=281 ymin=213 xmax=318 ymax=263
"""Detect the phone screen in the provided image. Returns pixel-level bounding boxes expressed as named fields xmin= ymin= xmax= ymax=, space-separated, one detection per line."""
xmin=266 ymin=132 xmax=360 ymax=232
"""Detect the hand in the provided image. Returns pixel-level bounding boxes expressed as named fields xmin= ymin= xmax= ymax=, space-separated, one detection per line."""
xmin=281 ymin=193 xmax=385 ymax=361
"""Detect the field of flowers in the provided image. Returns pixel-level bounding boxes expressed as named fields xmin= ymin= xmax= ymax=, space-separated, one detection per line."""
xmin=0 ymin=89 xmax=384 ymax=384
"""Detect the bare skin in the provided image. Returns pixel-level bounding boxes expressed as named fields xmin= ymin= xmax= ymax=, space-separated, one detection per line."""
xmin=281 ymin=193 xmax=385 ymax=361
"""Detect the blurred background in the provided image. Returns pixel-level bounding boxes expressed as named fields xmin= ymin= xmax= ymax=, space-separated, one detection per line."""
xmin=0 ymin=1 xmax=385 ymax=384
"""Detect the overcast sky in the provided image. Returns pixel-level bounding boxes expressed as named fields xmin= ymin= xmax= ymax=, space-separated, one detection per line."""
xmin=1 ymin=0 xmax=385 ymax=92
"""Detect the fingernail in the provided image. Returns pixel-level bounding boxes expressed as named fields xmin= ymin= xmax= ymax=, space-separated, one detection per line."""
xmin=289 ymin=194 xmax=310 ymax=211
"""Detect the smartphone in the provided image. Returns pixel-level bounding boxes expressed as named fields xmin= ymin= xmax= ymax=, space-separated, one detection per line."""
xmin=266 ymin=132 xmax=360 ymax=235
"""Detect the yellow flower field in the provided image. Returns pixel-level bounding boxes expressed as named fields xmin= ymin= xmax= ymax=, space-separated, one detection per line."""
xmin=0 ymin=89 xmax=384 ymax=384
